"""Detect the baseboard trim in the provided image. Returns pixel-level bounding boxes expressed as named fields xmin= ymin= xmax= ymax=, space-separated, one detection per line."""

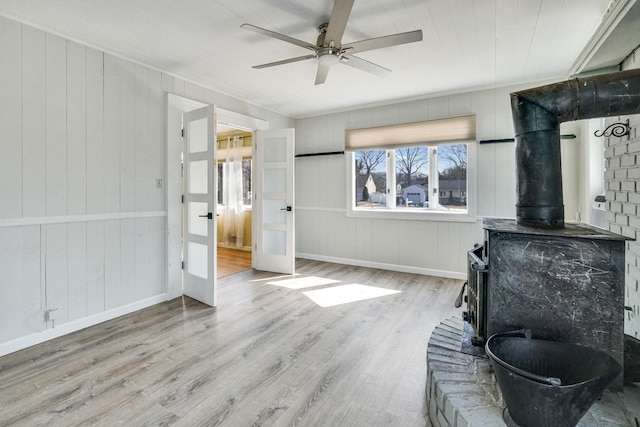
xmin=0 ymin=294 xmax=170 ymax=358
xmin=296 ymin=253 xmax=466 ymax=280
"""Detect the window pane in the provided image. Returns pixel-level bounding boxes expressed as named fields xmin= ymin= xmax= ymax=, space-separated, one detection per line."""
xmin=395 ymin=147 xmax=429 ymax=208
xmin=188 ymin=160 xmax=207 ymax=194
xmin=217 ymin=163 xmax=224 ymax=205
xmin=242 ymin=159 xmax=252 ymax=206
xmin=188 ymin=118 xmax=208 ymax=154
xmin=354 ymin=150 xmax=386 ymax=207
xmin=437 ymin=144 xmax=467 ymax=211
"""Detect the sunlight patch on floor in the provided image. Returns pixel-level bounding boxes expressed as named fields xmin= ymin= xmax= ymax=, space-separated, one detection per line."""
xmin=267 ymin=276 xmax=341 ymax=290
xmin=302 ymin=284 xmax=402 ymax=307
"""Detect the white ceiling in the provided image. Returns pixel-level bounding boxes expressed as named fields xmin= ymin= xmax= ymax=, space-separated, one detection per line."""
xmin=0 ymin=0 xmax=619 ymax=118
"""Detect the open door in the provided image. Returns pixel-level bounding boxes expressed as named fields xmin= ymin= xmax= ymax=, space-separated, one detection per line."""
xmin=182 ymin=105 xmax=217 ymax=306
xmin=254 ymin=128 xmax=295 ymax=275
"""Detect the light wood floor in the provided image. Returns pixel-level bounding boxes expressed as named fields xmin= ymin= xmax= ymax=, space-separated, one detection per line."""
xmin=217 ymin=246 xmax=252 ymax=278
xmin=0 ymin=259 xmax=463 ymax=426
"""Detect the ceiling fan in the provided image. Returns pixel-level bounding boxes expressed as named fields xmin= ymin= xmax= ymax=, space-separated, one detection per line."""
xmin=241 ymin=0 xmax=423 ymax=85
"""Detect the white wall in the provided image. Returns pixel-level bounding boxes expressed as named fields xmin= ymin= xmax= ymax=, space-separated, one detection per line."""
xmin=0 ymin=16 xmax=166 ymax=353
xmin=0 ymin=15 xmax=292 ymax=356
xmin=293 ymin=81 xmax=589 ymax=278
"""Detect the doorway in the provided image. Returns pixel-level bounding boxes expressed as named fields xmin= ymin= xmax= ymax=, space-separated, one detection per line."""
xmin=215 ymin=126 xmax=253 ymax=277
xmin=166 ymin=93 xmax=270 ymax=303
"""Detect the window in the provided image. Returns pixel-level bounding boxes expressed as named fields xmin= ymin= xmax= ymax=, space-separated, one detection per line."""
xmin=216 ymin=134 xmax=253 ymax=208
xmin=353 ymin=143 xmax=467 ymax=212
xmin=345 ymin=115 xmax=475 ymax=219
xmin=217 ymin=160 xmax=252 ymax=207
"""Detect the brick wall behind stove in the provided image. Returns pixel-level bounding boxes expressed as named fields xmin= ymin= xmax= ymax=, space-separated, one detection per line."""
xmin=604 ymin=49 xmax=640 ymax=337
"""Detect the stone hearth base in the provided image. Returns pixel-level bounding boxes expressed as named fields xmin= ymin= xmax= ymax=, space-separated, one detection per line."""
xmin=426 ymin=316 xmax=640 ymax=427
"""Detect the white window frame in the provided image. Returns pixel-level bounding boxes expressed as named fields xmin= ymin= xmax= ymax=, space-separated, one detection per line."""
xmin=346 ymin=141 xmax=477 ymax=222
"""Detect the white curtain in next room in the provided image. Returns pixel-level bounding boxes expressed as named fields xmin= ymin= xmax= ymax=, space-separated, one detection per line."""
xmin=222 ymin=136 xmax=245 ymax=248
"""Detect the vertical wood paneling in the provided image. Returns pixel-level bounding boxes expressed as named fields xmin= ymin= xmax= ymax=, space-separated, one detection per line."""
xmin=473 ymin=90 xmax=498 ymax=217
xmin=372 ymin=219 xmax=398 ymax=264
xmin=104 ymin=219 xmax=121 ymax=309
xmin=0 ymin=17 xmax=22 ymax=219
xmin=148 ymin=69 xmax=164 ymax=211
xmin=66 ymin=41 xmax=87 ymax=215
xmin=45 ymin=33 xmax=67 ymax=216
xmin=86 ymin=48 xmax=104 ymax=214
xmin=325 ymin=157 xmax=346 ymax=209
xmin=21 ymin=226 xmax=42 ymax=335
xmin=415 ymin=220 xmax=439 ymax=270
xmin=0 ymin=226 xmax=23 ymax=341
xmin=0 ymin=226 xmax=41 ymax=342
xmin=161 ymin=73 xmax=173 ymax=93
xmin=67 ymin=222 xmax=87 ymax=321
xmin=148 ymin=217 xmax=164 ymax=296
xmin=494 ymin=144 xmax=516 ymax=216
xmin=135 ymin=218 xmax=150 ymax=299
xmin=330 ymin=212 xmax=357 ymax=260
xmin=294 ymin=158 xmax=317 ymax=207
xmin=437 ymin=222 xmax=463 ymax=273
xmin=173 ymin=76 xmax=185 ymax=97
xmin=45 ymin=224 xmax=68 ymax=326
xmin=135 ymin=64 xmax=150 ymax=211
xmin=120 ymin=219 xmax=136 ymax=304
xmin=120 ymin=61 xmax=136 ymax=212
xmin=21 ymin=25 xmax=46 ymax=218
xmin=184 ymin=81 xmax=205 ymax=102
xmin=356 ymin=218 xmax=374 ymax=261
xmin=103 ymin=54 xmax=121 ymax=213
xmin=295 ymin=210 xmax=311 ymax=254
xmin=397 ymin=220 xmax=418 ymax=267
xmin=86 ymin=221 xmax=105 ymax=315
xmin=448 ymin=93 xmax=472 ymax=116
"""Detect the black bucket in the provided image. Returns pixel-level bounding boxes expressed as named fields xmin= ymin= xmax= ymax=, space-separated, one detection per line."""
xmin=486 ymin=330 xmax=622 ymax=427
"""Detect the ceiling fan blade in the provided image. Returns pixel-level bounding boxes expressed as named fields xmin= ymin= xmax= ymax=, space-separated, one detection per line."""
xmin=315 ymin=63 xmax=331 ymax=85
xmin=252 ymin=54 xmax=316 ymax=69
xmin=324 ymin=0 xmax=355 ymax=46
xmin=343 ymin=30 xmax=423 ymax=54
xmin=241 ymin=23 xmax=318 ymax=51
xmin=341 ymin=55 xmax=391 ymax=77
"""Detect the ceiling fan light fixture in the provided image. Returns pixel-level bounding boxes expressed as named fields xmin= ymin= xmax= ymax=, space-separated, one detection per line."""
xmin=319 ymin=53 xmax=340 ymax=66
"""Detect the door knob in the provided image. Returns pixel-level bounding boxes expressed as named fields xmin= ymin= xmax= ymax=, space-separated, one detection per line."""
xmin=198 ymin=212 xmax=213 ymax=219
xmin=280 ymin=206 xmax=292 ymax=212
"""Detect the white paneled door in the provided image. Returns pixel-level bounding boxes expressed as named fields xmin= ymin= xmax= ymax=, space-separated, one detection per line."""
xmin=183 ymin=105 xmax=217 ymax=306
xmin=254 ymin=129 xmax=295 ymax=275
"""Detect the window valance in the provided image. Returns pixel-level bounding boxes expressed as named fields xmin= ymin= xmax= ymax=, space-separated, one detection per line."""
xmin=345 ymin=115 xmax=476 ymax=151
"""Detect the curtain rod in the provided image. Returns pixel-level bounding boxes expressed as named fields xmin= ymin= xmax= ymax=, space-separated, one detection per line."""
xmin=295 ymin=151 xmax=345 ymax=158
xmin=480 ymin=134 xmax=576 ymax=144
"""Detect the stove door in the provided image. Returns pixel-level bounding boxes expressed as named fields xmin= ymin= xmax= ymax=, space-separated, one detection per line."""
xmin=466 ymin=244 xmax=488 ymax=344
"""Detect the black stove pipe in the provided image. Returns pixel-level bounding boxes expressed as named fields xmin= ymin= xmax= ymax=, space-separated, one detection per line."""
xmin=511 ymin=68 xmax=640 ymax=228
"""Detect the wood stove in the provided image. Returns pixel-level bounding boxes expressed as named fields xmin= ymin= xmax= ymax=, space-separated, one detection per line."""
xmin=464 ymin=218 xmax=629 ymax=389
xmin=461 ymin=69 xmax=640 ymax=392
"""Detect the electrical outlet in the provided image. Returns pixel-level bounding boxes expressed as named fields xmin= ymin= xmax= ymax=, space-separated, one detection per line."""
xmin=44 ymin=308 xmax=59 ymax=322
